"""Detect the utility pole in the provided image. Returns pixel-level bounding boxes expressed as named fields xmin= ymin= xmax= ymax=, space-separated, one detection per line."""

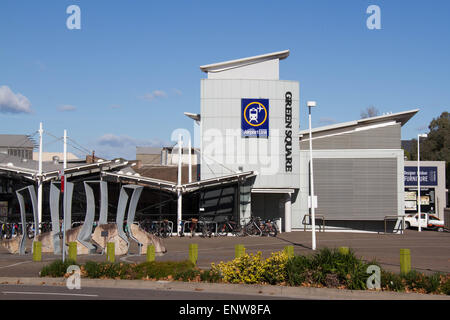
xmin=62 ymin=130 xmax=67 ymax=261
xmin=177 ymin=135 xmax=183 ymax=235
xmin=37 ymin=122 xmax=43 ymax=232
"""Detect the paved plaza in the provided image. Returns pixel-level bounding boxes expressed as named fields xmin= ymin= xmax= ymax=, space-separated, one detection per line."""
xmin=1 ymin=229 xmax=449 ymax=277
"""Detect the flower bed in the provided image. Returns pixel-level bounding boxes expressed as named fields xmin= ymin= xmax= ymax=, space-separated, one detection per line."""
xmin=40 ymin=247 xmax=450 ymax=295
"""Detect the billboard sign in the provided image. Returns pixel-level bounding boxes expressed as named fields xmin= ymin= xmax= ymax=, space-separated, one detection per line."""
xmin=241 ymin=98 xmax=269 ymax=138
xmin=404 ymin=166 xmax=438 ymax=186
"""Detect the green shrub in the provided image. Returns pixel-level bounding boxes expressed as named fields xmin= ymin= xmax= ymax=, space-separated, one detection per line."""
xmin=285 ymin=248 xmax=370 ymax=290
xmin=133 ymin=260 xmax=195 ymax=280
xmin=285 ymin=255 xmax=313 ymax=286
xmin=439 ymin=276 xmax=450 ymax=295
xmin=425 ymin=273 xmax=443 ymax=294
xmin=174 ymin=269 xmax=201 ymax=281
xmin=401 ymin=270 xmax=444 ymax=294
xmin=381 ymin=270 xmax=404 ymax=292
xmin=200 ymin=269 xmax=222 ymax=283
xmin=40 ymin=259 xmax=77 ymax=277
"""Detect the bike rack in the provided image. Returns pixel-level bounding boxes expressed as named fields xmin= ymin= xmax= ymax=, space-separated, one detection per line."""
xmin=303 ymin=214 xmax=326 ymax=232
xmin=15 ymin=185 xmax=38 ymax=255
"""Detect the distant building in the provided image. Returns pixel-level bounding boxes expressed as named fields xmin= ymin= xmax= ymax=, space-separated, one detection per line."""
xmin=33 ymin=152 xmax=80 ymax=162
xmin=0 ymin=134 xmax=35 ymax=160
xmin=136 ymin=146 xmax=199 ymax=166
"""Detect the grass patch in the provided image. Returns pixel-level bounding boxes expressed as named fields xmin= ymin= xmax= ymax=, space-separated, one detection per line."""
xmin=40 ymin=259 xmax=78 ymax=277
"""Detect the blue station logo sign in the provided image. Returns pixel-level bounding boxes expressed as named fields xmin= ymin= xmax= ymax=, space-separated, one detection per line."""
xmin=241 ymin=98 xmax=269 ymax=137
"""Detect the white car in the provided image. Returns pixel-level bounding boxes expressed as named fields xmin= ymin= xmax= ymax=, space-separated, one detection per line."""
xmin=404 ymin=213 xmax=445 ymax=232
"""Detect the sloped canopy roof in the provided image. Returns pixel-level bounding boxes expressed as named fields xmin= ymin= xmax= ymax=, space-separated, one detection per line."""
xmin=200 ymin=50 xmax=290 ymax=73
xmin=299 ymin=109 xmax=419 ymax=137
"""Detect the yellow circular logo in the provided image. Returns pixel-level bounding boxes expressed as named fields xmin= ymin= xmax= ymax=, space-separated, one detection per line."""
xmin=243 ymin=102 xmax=268 ymax=127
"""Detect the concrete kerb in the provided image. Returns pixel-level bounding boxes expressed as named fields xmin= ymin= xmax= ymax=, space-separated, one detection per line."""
xmin=0 ymin=277 xmax=449 ymax=300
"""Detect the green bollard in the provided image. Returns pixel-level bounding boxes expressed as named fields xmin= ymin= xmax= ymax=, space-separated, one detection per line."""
xmin=68 ymin=242 xmax=77 ymax=263
xmin=32 ymin=241 xmax=42 ymax=262
xmin=107 ymin=242 xmax=115 ymax=263
xmin=146 ymin=245 xmax=155 ymax=262
xmin=284 ymin=246 xmax=294 ymax=258
xmin=338 ymin=247 xmax=349 ymax=255
xmin=400 ymin=249 xmax=411 ymax=275
xmin=189 ymin=243 xmax=198 ymax=265
xmin=235 ymin=245 xmax=245 ymax=259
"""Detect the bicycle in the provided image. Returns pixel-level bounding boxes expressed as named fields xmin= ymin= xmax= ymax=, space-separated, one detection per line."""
xmin=1 ymin=223 xmax=12 ymax=239
xmin=156 ymin=219 xmax=172 ymax=238
xmin=216 ymin=216 xmax=244 ymax=237
xmin=199 ymin=217 xmax=216 ymax=238
xmin=242 ymin=216 xmax=263 ymax=236
xmin=260 ymin=219 xmax=278 ymax=237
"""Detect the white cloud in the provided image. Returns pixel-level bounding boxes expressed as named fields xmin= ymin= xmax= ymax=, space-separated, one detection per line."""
xmin=94 ymin=133 xmax=168 ymax=159
xmin=58 ymin=105 xmax=77 ymax=112
xmin=0 ymin=85 xmax=32 ymax=114
xmin=172 ymin=88 xmax=182 ymax=96
xmin=142 ymin=90 xmax=168 ymax=101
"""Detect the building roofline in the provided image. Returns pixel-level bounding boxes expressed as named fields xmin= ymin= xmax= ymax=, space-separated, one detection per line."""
xmin=200 ymin=50 xmax=290 ymax=73
xmin=299 ymin=109 xmax=419 ymax=136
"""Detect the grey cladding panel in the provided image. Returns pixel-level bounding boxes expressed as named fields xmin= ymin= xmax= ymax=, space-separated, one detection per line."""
xmin=300 ymin=124 xmax=401 ymax=150
xmin=314 ymin=158 xmax=397 ymax=220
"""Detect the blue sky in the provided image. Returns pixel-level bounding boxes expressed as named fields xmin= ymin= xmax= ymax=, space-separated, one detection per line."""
xmin=0 ymin=0 xmax=449 ymax=159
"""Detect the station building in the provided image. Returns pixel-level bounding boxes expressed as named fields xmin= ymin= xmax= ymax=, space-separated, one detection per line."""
xmin=0 ymin=50 xmax=435 ymax=235
xmin=195 ymin=50 xmax=419 ymax=233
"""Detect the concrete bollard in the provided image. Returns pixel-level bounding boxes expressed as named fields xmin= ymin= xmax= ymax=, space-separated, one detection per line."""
xmin=68 ymin=242 xmax=77 ymax=263
xmin=189 ymin=243 xmax=198 ymax=265
xmin=400 ymin=249 xmax=411 ymax=275
xmin=146 ymin=245 xmax=155 ymax=262
xmin=235 ymin=245 xmax=245 ymax=259
xmin=107 ymin=242 xmax=115 ymax=263
xmin=338 ymin=246 xmax=349 ymax=255
xmin=32 ymin=241 xmax=42 ymax=262
xmin=284 ymin=246 xmax=294 ymax=258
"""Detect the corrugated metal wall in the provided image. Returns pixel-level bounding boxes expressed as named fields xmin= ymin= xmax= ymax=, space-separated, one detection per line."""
xmin=314 ymin=158 xmax=398 ymax=220
xmin=300 ymin=124 xmax=401 ymax=150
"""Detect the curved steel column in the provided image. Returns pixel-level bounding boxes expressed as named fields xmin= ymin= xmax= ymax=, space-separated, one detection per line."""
xmin=15 ymin=185 xmax=38 ymax=255
xmin=64 ymin=182 xmax=74 ymax=231
xmin=116 ymin=185 xmax=144 ymax=251
xmin=98 ymin=181 xmax=108 ymax=225
xmin=50 ymin=183 xmax=61 ymax=254
xmin=125 ymin=186 xmax=144 ymax=252
xmin=76 ymin=182 xmax=96 ymax=253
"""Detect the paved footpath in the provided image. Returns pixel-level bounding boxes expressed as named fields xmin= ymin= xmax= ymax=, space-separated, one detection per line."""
xmin=0 ymin=230 xmax=449 ymax=299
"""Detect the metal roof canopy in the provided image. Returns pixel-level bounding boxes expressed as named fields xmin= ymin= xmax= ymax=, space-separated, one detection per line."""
xmin=101 ymin=171 xmax=178 ymax=193
xmin=101 ymin=170 xmax=256 ymax=194
xmin=0 ymin=159 xmax=132 ymax=182
xmin=252 ymin=188 xmax=295 ymax=194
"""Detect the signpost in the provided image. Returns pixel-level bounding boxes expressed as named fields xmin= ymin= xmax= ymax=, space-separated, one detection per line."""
xmin=60 ymin=169 xmax=66 ymax=262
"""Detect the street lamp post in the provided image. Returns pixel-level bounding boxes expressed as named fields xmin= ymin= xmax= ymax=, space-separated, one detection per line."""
xmin=307 ymin=101 xmax=317 ymax=250
xmin=417 ymin=133 xmax=428 ymax=232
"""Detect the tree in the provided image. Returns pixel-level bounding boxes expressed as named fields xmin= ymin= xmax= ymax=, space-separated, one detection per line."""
xmin=360 ymin=106 xmax=380 ymax=119
xmin=405 ymin=112 xmax=450 ymax=188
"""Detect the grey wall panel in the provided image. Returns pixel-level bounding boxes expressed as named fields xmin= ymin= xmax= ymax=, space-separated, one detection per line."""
xmin=300 ymin=124 xmax=401 ymax=150
xmin=314 ymin=158 xmax=398 ymax=220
